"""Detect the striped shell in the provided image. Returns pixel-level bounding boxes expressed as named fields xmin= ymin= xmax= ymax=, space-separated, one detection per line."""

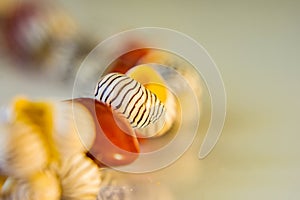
xmin=0 ymin=123 xmax=48 ymax=178
xmin=126 ymin=65 xmax=177 ymax=138
xmin=94 ymin=73 xmax=166 ymax=129
xmin=0 ymin=171 xmax=61 ymax=200
xmin=136 ymin=89 xmax=177 ymax=138
xmin=52 ymin=101 xmax=96 ymax=158
xmin=57 ymin=153 xmax=101 ymax=200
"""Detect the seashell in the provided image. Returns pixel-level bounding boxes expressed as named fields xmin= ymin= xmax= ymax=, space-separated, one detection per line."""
xmin=52 ymin=101 xmax=96 ymax=158
xmin=0 ymin=170 xmax=61 ymax=200
xmin=0 ymin=122 xmax=48 ymax=178
xmin=136 ymin=87 xmax=177 ymax=138
xmin=28 ymin=170 xmax=61 ymax=200
xmin=1 ymin=177 xmax=22 ymax=200
xmin=57 ymin=153 xmax=101 ymax=200
xmin=94 ymin=73 xmax=166 ymax=133
xmin=0 ymin=175 xmax=7 ymax=189
xmin=126 ymin=65 xmax=177 ymax=137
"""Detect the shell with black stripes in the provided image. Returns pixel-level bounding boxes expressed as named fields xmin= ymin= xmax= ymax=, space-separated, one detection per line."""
xmin=94 ymin=73 xmax=166 ymax=136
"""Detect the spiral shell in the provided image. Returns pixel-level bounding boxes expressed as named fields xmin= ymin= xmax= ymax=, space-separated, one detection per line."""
xmin=57 ymin=153 xmax=101 ymax=200
xmin=126 ymin=65 xmax=177 ymax=137
xmin=52 ymin=101 xmax=96 ymax=158
xmin=0 ymin=122 xmax=48 ymax=178
xmin=94 ymin=73 xmax=166 ymax=130
xmin=0 ymin=170 xmax=61 ymax=200
xmin=136 ymin=88 xmax=177 ymax=138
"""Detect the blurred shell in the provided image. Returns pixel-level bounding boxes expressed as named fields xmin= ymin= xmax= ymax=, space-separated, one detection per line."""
xmin=0 ymin=122 xmax=48 ymax=178
xmin=52 ymin=101 xmax=96 ymax=158
xmin=1 ymin=177 xmax=23 ymax=200
xmin=0 ymin=170 xmax=61 ymax=200
xmin=57 ymin=153 xmax=101 ymax=200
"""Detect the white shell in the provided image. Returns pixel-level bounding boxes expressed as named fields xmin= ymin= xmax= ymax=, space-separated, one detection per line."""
xmin=94 ymin=73 xmax=166 ymax=130
xmin=125 ymin=65 xmax=177 ymax=138
xmin=0 ymin=123 xmax=48 ymax=178
xmin=57 ymin=153 xmax=101 ymax=200
xmin=136 ymin=89 xmax=177 ymax=137
xmin=52 ymin=101 xmax=96 ymax=158
xmin=0 ymin=171 xmax=61 ymax=200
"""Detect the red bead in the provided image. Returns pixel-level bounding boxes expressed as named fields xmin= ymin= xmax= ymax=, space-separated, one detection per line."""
xmin=105 ymin=47 xmax=150 ymax=74
xmin=72 ymin=98 xmax=140 ymax=167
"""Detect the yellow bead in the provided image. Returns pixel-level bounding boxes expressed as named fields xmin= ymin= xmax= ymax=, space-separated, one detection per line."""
xmin=126 ymin=64 xmax=168 ymax=103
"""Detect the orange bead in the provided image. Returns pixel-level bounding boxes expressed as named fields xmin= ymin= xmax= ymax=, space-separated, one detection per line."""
xmin=72 ymin=98 xmax=140 ymax=167
xmin=105 ymin=48 xmax=150 ymax=74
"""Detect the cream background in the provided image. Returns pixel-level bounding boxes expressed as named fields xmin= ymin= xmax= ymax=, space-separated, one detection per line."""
xmin=1 ymin=0 xmax=299 ymax=199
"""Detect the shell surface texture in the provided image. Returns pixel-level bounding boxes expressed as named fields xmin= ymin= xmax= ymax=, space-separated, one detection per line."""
xmin=0 ymin=122 xmax=48 ymax=178
xmin=57 ymin=153 xmax=101 ymax=200
xmin=94 ymin=73 xmax=166 ymax=130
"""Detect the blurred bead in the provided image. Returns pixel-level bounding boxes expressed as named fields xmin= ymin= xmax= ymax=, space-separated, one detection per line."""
xmin=0 ymin=0 xmax=93 ymax=82
xmin=2 ymin=1 xmax=47 ymax=62
xmin=106 ymin=48 xmax=150 ymax=74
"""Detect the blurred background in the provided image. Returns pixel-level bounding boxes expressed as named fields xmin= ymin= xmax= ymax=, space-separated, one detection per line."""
xmin=0 ymin=0 xmax=299 ymax=199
